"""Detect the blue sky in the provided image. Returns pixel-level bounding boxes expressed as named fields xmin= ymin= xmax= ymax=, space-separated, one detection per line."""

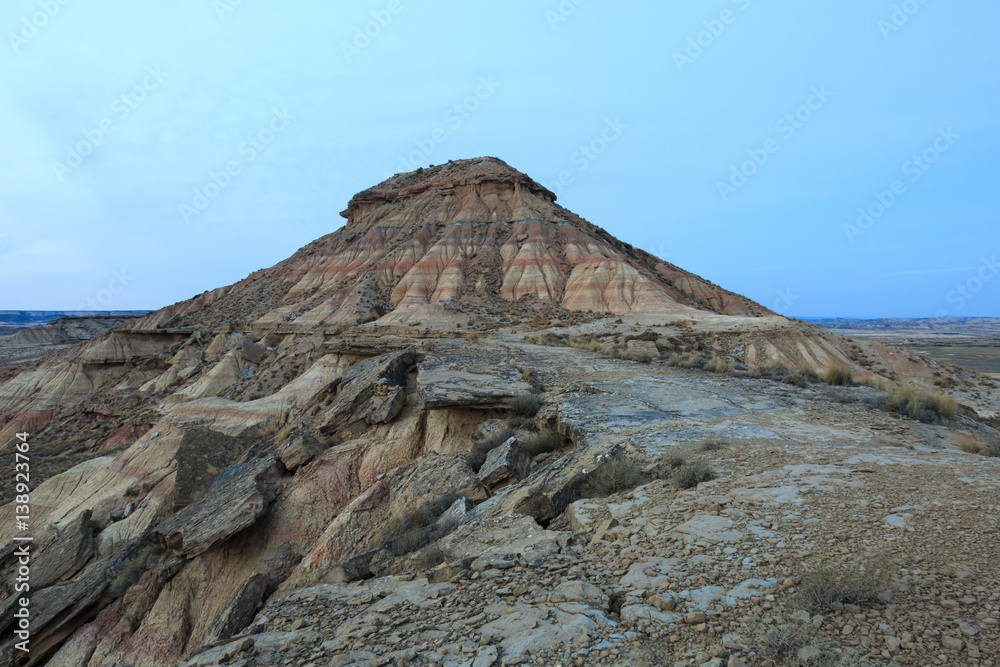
xmin=0 ymin=0 xmax=997 ymax=318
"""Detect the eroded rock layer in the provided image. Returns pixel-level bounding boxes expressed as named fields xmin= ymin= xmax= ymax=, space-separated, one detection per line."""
xmin=1 ymin=157 xmax=996 ymax=666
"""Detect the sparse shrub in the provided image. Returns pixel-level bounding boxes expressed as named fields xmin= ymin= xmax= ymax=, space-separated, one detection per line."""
xmin=662 ymin=453 xmax=685 ymax=469
xmin=509 ymin=393 xmax=542 ymax=418
xmin=822 ymin=362 xmax=854 ymax=386
xmin=873 ymin=434 xmax=912 ymax=450
xmin=955 ymin=432 xmax=982 ymax=454
xmin=466 ymin=332 xmax=483 ymax=344
xmin=584 ymin=458 xmax=643 ymax=497
xmin=707 ymin=356 xmax=732 ymax=374
xmin=699 ymin=436 xmax=724 ymax=451
xmin=410 ymin=545 xmax=448 ymax=572
xmin=467 ymin=429 xmax=516 ymax=471
xmin=796 ymin=555 xmax=896 ymax=612
xmin=754 ymin=359 xmax=789 ymax=378
xmin=884 ymin=383 xmax=957 ymax=423
xmin=783 ymin=371 xmax=812 ymax=388
xmin=671 ymin=460 xmax=716 ymax=490
xmin=389 ymin=528 xmax=433 ymax=556
xmin=380 ymin=492 xmax=460 ymax=544
xmin=521 ymin=430 xmax=562 ymax=456
xmin=506 ymin=416 xmax=537 ymax=431
xmin=955 ymin=432 xmax=1000 ymax=457
xmin=755 ymin=624 xmax=810 ymax=662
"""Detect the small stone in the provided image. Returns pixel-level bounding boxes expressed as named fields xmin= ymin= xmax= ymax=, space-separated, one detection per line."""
xmin=958 ymin=622 xmax=979 ymax=636
xmin=685 ymin=612 xmax=707 ymax=625
xmin=797 ymin=646 xmax=822 ymax=662
xmin=941 ymin=636 xmax=964 ymax=651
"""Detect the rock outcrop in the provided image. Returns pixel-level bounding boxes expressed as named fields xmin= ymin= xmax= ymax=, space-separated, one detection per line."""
xmin=0 ymin=158 xmax=995 ymax=666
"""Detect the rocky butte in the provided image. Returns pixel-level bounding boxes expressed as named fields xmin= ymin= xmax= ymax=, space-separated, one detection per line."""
xmin=0 ymin=157 xmax=998 ymax=666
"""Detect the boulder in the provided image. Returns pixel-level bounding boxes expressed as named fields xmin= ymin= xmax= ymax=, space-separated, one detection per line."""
xmin=436 ymin=514 xmax=568 ymax=567
xmin=416 ymin=353 xmax=534 ymax=409
xmin=278 ymin=433 xmax=325 ymax=472
xmin=199 ymin=572 xmax=268 ymax=645
xmin=319 ymin=349 xmax=415 ymax=436
xmin=28 ymin=510 xmax=95 ymax=590
xmin=433 ymin=497 xmax=475 ymax=533
xmin=389 ymin=451 xmax=488 ymax=518
xmin=239 ymin=338 xmax=267 ymax=364
xmin=172 ymin=427 xmax=245 ymax=508
xmin=477 ymin=437 xmax=531 ymax=489
xmin=368 ymin=385 xmax=406 ymax=425
xmin=153 ymin=457 xmax=284 ymax=558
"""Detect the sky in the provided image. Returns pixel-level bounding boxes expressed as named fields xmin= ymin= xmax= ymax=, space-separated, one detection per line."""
xmin=0 ymin=0 xmax=997 ymax=318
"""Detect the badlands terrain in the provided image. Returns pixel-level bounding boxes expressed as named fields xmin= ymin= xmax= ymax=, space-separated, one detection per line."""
xmin=0 ymin=158 xmax=998 ymax=666
xmin=0 ymin=315 xmax=145 ymax=369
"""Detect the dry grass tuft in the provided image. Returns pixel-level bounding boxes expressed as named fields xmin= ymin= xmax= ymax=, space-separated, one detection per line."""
xmin=883 ymin=383 xmax=957 ymax=423
xmin=508 ymin=394 xmax=542 ymax=418
xmin=755 ymin=624 xmax=810 ymax=662
xmin=671 ymin=459 xmax=717 ymax=490
xmin=707 ymin=356 xmax=733 ymax=374
xmin=584 ymin=458 xmax=643 ymax=497
xmin=955 ymin=432 xmax=1000 ymax=457
xmin=822 ymin=362 xmax=854 ymax=386
xmin=753 ymin=359 xmax=790 ymax=378
xmin=699 ymin=436 xmax=725 ymax=451
xmin=521 ymin=430 xmax=562 ymax=456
